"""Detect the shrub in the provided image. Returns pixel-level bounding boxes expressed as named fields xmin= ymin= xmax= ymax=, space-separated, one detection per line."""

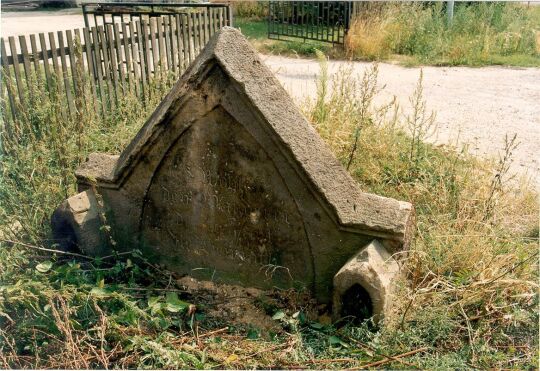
xmin=233 ymin=1 xmax=268 ymax=20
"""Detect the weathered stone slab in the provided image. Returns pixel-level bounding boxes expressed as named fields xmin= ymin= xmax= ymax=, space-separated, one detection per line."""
xmin=52 ymin=27 xmax=414 ymax=305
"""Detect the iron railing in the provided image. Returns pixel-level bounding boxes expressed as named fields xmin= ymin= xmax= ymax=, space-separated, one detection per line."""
xmin=268 ymin=1 xmax=351 ymax=45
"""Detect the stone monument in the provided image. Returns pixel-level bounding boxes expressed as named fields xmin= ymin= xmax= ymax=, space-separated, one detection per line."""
xmin=52 ymin=27 xmax=414 ymax=322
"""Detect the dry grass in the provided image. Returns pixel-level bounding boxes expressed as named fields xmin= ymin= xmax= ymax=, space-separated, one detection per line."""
xmin=306 ymin=57 xmax=538 ymax=367
xmin=345 ymin=15 xmax=398 ymax=60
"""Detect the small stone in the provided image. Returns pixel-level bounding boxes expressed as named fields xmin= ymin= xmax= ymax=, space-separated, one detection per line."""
xmin=333 ymin=240 xmax=400 ymax=323
xmin=51 ymin=189 xmax=106 ymax=255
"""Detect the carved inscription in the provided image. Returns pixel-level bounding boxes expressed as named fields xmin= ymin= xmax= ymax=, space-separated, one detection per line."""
xmin=141 ymin=107 xmax=314 ymax=286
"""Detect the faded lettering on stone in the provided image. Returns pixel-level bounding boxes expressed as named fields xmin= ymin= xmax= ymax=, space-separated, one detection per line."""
xmin=140 ymin=107 xmax=312 ymax=284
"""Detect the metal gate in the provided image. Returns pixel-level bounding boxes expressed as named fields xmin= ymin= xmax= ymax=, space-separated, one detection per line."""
xmin=82 ymin=1 xmax=232 ymax=29
xmin=268 ymin=1 xmax=351 ymax=45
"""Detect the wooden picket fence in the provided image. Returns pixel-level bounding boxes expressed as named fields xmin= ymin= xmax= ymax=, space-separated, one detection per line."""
xmin=0 ymin=8 xmax=231 ymax=134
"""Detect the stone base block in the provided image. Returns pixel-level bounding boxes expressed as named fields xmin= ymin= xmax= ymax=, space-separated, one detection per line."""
xmin=333 ymin=240 xmax=400 ymax=323
xmin=51 ymin=189 xmax=106 ymax=255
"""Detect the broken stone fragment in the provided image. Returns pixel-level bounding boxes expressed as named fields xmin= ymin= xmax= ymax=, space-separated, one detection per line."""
xmin=333 ymin=240 xmax=400 ymax=323
xmin=50 ymin=189 xmax=106 ymax=255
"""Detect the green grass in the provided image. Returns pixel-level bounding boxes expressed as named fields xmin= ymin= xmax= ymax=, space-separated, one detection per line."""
xmin=235 ymin=18 xmax=336 ymax=58
xmin=0 ymin=51 xmax=538 ymax=368
xmin=236 ymin=2 xmax=540 ymax=67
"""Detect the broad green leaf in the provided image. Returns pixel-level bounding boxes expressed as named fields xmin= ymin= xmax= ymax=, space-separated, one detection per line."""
xmin=246 ymin=328 xmax=259 ymax=339
xmin=149 ymin=303 xmax=163 ymax=316
xmin=147 ymin=296 xmax=163 ymax=315
xmin=165 ymin=301 xmax=189 ymax=313
xmin=166 ymin=292 xmax=179 ymax=302
xmin=147 ymin=296 xmax=161 ymax=307
xmin=165 ymin=292 xmax=189 ymax=313
xmin=310 ymin=322 xmax=324 ymax=330
xmin=36 ymin=261 xmax=53 ymax=273
xmin=272 ymin=310 xmax=286 ymax=320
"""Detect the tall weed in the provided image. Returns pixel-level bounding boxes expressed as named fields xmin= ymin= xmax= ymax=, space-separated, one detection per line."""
xmin=0 ymin=64 xmax=173 ymax=242
xmin=305 ymin=56 xmax=538 ymax=368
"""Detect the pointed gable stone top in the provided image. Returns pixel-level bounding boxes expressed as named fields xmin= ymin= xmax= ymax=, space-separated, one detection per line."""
xmin=67 ymin=27 xmax=414 ymax=300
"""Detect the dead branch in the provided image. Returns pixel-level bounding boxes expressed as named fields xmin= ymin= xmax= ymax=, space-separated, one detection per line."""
xmin=349 ymin=347 xmax=428 ymax=369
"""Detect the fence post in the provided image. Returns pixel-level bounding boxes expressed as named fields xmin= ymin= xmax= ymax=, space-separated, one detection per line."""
xmin=149 ymin=18 xmax=159 ymax=78
xmin=7 ymin=37 xmax=25 ymax=108
xmin=1 ymin=38 xmax=17 ymax=125
xmin=141 ymin=20 xmax=152 ymax=99
xmin=81 ymin=27 xmax=99 ymax=117
xmin=447 ymin=1 xmax=454 ymax=25
xmin=18 ymin=36 xmax=33 ymax=98
xmin=105 ymin=24 xmax=120 ymax=106
xmin=98 ymin=25 xmax=115 ymax=110
xmin=38 ymin=33 xmax=52 ymax=96
xmin=29 ymin=35 xmax=42 ymax=86
xmin=130 ymin=21 xmax=142 ymax=100
xmin=90 ymin=26 xmax=107 ymax=117
xmin=187 ymin=13 xmax=195 ymax=63
xmin=66 ymin=30 xmax=79 ymax=103
xmin=113 ymin=23 xmax=127 ymax=94
xmin=122 ymin=22 xmax=134 ymax=95
xmin=163 ymin=16 xmax=172 ymax=73
xmin=57 ymin=30 xmax=75 ymax=118
xmin=227 ymin=4 xmax=233 ymax=27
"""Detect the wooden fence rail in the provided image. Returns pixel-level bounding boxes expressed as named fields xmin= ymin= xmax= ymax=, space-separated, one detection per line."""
xmin=0 ymin=7 xmax=230 ymax=133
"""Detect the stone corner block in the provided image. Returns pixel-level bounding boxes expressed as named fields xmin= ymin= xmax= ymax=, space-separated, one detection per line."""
xmin=51 ymin=189 xmax=107 ymax=256
xmin=333 ymin=239 xmax=401 ymax=323
xmin=75 ymin=153 xmax=119 ymax=191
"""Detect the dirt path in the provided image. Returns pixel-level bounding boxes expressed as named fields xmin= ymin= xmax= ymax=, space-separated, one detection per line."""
xmin=3 ymin=11 xmax=539 ymax=185
xmin=263 ymin=55 xmax=540 ymax=185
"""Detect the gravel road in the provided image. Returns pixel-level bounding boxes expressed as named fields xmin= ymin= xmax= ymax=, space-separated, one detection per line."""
xmin=3 ymin=10 xmax=539 ymax=185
